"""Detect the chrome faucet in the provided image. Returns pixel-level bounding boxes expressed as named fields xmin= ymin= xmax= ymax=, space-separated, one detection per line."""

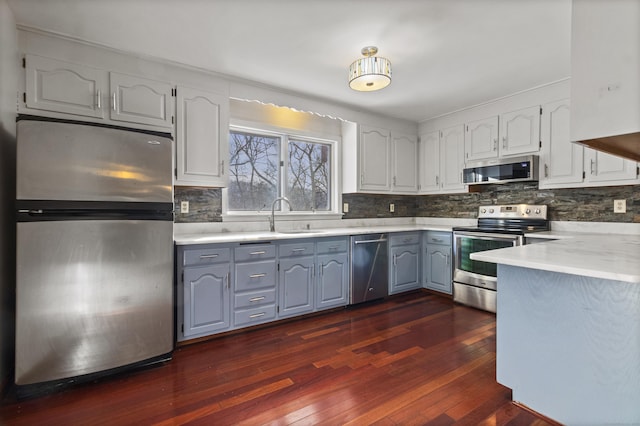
xmin=269 ymin=196 xmax=292 ymax=232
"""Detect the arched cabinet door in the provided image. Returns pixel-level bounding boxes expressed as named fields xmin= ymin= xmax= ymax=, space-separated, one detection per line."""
xmin=183 ymin=264 xmax=230 ymax=337
xmin=109 ymin=72 xmax=173 ymax=128
xmin=25 ymin=54 xmax=106 ymax=119
xmin=175 ymin=86 xmax=229 ymax=186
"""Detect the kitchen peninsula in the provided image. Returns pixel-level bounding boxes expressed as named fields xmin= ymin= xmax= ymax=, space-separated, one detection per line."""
xmin=472 ymin=233 xmax=640 ymax=425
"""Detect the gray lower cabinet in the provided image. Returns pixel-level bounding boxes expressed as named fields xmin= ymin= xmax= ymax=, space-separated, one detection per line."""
xmin=278 ymin=241 xmax=315 ymax=319
xmin=233 ymin=243 xmax=278 ymax=327
xmin=178 ymin=245 xmax=231 ymax=341
xmin=174 ymin=236 xmax=346 ymax=343
xmin=389 ymin=232 xmax=421 ymax=294
xmin=316 ymin=237 xmax=349 ymax=310
xmin=423 ymin=231 xmax=452 ymax=294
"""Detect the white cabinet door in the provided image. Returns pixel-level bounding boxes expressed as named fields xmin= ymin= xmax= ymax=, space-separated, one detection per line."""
xmin=584 ymin=149 xmax=638 ymax=184
xmin=571 ymin=0 xmax=640 ymax=142
xmin=418 ymin=131 xmax=440 ymax=193
xmin=499 ymin=105 xmax=541 ymax=157
xmin=465 ymin=116 xmax=499 ymax=162
xmin=391 ymin=132 xmax=418 ymax=193
xmin=440 ymin=125 xmax=465 ymax=192
xmin=539 ymin=99 xmax=584 ymax=187
xmin=175 ymin=86 xmax=229 ymax=186
xmin=359 ymin=125 xmax=391 ymax=192
xmin=25 ymin=55 xmax=106 ymax=119
xmin=109 ymin=72 xmax=173 ymax=128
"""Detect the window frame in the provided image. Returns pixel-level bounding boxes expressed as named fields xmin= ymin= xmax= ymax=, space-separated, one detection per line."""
xmin=222 ymin=121 xmax=342 ymax=222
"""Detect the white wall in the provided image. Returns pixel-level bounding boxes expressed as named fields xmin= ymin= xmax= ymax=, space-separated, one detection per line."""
xmin=418 ymin=79 xmax=570 ymax=134
xmin=0 ymin=0 xmax=18 ymax=392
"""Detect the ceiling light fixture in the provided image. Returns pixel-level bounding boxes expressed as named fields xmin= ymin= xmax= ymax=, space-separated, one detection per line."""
xmin=349 ymin=46 xmax=392 ymax=92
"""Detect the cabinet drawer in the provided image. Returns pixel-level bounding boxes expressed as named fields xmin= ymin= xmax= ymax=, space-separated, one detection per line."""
xmin=279 ymin=241 xmax=315 ymax=257
xmin=234 ymin=244 xmax=276 ymax=262
xmin=234 ymin=289 xmax=277 ymax=309
xmin=234 ymin=304 xmax=277 ymax=327
xmin=425 ymin=231 xmax=452 ymax=246
xmin=183 ymin=246 xmax=231 ymax=266
xmin=316 ymin=238 xmax=348 ymax=254
xmin=390 ymin=232 xmax=421 ymax=246
xmin=235 ymin=260 xmax=277 ymax=291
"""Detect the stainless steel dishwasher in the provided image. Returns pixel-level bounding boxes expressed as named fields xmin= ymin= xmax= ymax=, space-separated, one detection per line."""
xmin=350 ymin=233 xmax=389 ymax=304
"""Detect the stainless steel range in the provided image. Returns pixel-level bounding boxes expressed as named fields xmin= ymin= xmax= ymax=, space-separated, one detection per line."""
xmin=452 ymin=204 xmax=549 ymax=313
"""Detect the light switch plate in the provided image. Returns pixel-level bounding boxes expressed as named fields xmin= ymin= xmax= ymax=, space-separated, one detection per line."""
xmin=614 ymin=199 xmax=626 ymax=213
xmin=180 ymin=201 xmax=189 ymax=214
xmin=343 ymin=202 xmax=349 ymax=213
xmin=389 ymin=203 xmax=395 ymax=213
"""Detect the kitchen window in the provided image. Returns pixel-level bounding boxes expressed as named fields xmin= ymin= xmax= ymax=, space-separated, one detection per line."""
xmin=226 ymin=126 xmax=337 ymax=216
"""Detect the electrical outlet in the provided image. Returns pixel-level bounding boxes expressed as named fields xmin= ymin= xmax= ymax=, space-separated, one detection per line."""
xmin=614 ymin=199 xmax=626 ymax=213
xmin=180 ymin=201 xmax=189 ymax=214
xmin=343 ymin=202 xmax=349 ymax=213
xmin=389 ymin=203 xmax=395 ymax=213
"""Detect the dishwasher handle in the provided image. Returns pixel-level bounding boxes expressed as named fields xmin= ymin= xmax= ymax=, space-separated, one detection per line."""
xmin=354 ymin=238 xmax=388 ymax=245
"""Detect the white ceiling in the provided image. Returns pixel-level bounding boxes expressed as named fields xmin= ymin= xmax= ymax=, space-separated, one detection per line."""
xmin=7 ymin=0 xmax=572 ymax=123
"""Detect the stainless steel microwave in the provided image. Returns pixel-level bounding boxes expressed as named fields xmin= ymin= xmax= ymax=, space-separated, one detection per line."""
xmin=463 ymin=155 xmax=538 ymax=185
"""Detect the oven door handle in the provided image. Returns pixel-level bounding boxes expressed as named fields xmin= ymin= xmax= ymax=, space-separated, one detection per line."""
xmin=454 ymin=231 xmax=523 ymax=243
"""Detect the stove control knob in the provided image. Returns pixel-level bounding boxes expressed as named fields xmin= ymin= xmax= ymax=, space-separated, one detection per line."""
xmin=489 ymin=208 xmax=494 ymax=213
xmin=535 ymin=208 xmax=541 ymax=214
xmin=481 ymin=208 xmax=486 ymax=213
xmin=525 ymin=209 xmax=531 ymax=214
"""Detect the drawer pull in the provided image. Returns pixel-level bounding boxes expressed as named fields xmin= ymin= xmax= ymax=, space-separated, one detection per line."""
xmin=249 ymin=296 xmax=265 ymax=303
xmin=291 ymin=248 xmax=307 ymax=252
xmin=328 ymin=245 xmax=340 ymax=250
xmin=199 ymin=254 xmax=219 ymax=259
xmin=250 ymin=250 xmax=267 ymax=255
xmin=249 ymin=273 xmax=267 ymax=279
xmin=249 ymin=312 xmax=266 ymax=319
xmin=403 ymin=238 xmax=413 ymax=243
xmin=431 ymin=238 xmax=443 ymax=243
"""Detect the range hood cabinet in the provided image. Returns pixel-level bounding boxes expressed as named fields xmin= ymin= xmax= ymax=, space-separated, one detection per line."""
xmin=574 ymin=132 xmax=640 ymax=163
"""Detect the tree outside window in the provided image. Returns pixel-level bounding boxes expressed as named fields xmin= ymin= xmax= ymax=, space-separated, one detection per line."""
xmin=228 ymin=129 xmax=332 ymax=212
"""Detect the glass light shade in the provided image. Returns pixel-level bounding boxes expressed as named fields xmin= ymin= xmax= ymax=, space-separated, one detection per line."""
xmin=349 ymin=56 xmax=392 ymax=91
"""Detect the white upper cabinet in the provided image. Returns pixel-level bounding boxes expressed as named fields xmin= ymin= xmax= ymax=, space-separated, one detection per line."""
xmin=419 ymin=127 xmax=466 ymax=194
xmin=25 ymin=55 xmax=106 ymax=119
xmin=359 ymin=125 xmax=392 ymax=192
xmin=440 ymin=125 xmax=466 ymax=192
xmin=499 ymin=105 xmax=541 ymax=157
xmin=583 ymin=149 xmax=638 ymax=184
xmin=539 ymin=99 xmax=583 ymax=187
xmin=570 ymin=0 xmax=640 ymax=142
xmin=175 ymin=86 xmax=229 ymax=187
xmin=23 ymin=55 xmax=174 ymax=132
xmin=465 ymin=116 xmax=499 ymax=162
xmin=391 ymin=132 xmax=418 ymax=193
xmin=418 ymin=131 xmax=440 ymax=192
xmin=109 ymin=72 xmax=173 ymax=129
xmin=464 ymin=106 xmax=541 ymax=163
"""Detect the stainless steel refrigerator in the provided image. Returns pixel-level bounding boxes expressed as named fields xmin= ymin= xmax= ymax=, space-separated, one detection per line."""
xmin=15 ymin=116 xmax=174 ymax=391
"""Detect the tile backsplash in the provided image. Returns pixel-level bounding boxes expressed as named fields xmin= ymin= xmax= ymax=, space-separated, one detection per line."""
xmin=175 ymin=184 xmax=639 ymax=223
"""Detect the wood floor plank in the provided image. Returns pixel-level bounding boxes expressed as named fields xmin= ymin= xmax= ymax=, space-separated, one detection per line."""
xmin=0 ymin=292 xmax=555 ymax=426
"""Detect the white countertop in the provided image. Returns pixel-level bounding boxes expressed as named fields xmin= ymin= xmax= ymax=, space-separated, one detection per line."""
xmin=472 ymin=233 xmax=640 ymax=283
xmin=174 ymin=224 xmax=453 ymax=245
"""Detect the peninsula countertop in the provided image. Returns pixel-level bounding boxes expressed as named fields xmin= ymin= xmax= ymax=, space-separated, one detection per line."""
xmin=472 ymin=232 xmax=640 ymax=283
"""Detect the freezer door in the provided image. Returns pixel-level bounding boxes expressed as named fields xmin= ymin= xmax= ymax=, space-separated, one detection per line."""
xmin=16 ymin=119 xmax=172 ymax=203
xmin=15 ymin=219 xmax=173 ymax=385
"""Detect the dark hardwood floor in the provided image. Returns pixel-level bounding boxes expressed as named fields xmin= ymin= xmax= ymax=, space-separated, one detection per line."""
xmin=0 ymin=292 xmax=555 ymax=425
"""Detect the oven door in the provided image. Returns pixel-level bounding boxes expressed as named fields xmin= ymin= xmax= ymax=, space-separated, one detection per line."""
xmin=453 ymin=231 xmax=523 ymax=290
